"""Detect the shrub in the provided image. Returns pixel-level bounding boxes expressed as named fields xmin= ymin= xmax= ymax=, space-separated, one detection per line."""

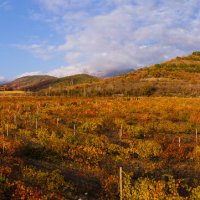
xmin=122 ymin=174 xmax=186 ymax=200
xmin=191 ymin=186 xmax=200 ymax=199
xmin=136 ymin=140 xmax=162 ymax=159
xmin=192 ymin=51 xmax=200 ymax=56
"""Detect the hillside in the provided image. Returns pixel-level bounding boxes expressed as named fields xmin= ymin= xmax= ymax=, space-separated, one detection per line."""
xmin=3 ymin=74 xmax=100 ymax=92
xmin=4 ymin=52 xmax=200 ymax=96
xmin=43 ymin=52 xmax=200 ymax=97
xmin=4 ymin=75 xmax=58 ymax=91
xmin=48 ymin=74 xmax=99 ymax=89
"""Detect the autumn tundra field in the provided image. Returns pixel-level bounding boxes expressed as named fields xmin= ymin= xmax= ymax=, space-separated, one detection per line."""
xmin=0 ymin=95 xmax=200 ymax=199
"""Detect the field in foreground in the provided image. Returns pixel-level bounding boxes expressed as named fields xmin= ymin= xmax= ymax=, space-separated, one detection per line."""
xmin=0 ymin=91 xmax=26 ymax=95
xmin=1 ymin=96 xmax=200 ymax=199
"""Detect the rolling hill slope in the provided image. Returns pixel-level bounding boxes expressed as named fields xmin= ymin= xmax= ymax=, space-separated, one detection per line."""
xmin=2 ymin=74 xmax=100 ymax=92
xmin=49 ymin=74 xmax=99 ymax=88
xmin=4 ymin=75 xmax=58 ymax=91
xmin=3 ymin=52 xmax=200 ymax=96
xmin=39 ymin=52 xmax=200 ymax=97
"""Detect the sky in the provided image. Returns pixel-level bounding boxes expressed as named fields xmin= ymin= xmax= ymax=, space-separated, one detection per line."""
xmin=0 ymin=0 xmax=200 ymax=81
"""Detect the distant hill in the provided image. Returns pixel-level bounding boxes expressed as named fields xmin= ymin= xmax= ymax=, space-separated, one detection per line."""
xmin=40 ymin=52 xmax=200 ymax=97
xmin=5 ymin=75 xmax=58 ymax=91
xmin=0 ymin=80 xmax=7 ymax=84
xmin=40 ymin=74 xmax=100 ymax=95
xmin=101 ymin=68 xmax=134 ymax=77
xmin=4 ymin=52 xmax=200 ymax=97
xmin=51 ymin=74 xmax=99 ymax=87
xmin=3 ymin=74 xmax=100 ymax=92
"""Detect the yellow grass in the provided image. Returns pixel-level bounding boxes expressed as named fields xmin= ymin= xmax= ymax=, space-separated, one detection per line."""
xmin=0 ymin=91 xmax=26 ymax=95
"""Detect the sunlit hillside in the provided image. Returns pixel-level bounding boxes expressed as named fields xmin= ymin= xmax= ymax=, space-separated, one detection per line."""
xmin=38 ymin=52 xmax=200 ymax=97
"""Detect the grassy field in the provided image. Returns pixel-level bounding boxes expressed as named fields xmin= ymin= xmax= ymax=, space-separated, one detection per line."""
xmin=0 ymin=91 xmax=28 ymax=95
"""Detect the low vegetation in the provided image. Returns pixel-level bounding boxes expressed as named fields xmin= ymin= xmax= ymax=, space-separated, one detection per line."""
xmin=1 ymin=52 xmax=200 ymax=199
xmin=1 ymin=96 xmax=200 ymax=199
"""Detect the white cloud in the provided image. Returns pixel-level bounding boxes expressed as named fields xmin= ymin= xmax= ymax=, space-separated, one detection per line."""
xmin=37 ymin=0 xmax=65 ymax=12
xmin=37 ymin=0 xmax=105 ymax=13
xmin=0 ymin=76 xmax=6 ymax=82
xmin=47 ymin=65 xmax=86 ymax=77
xmin=18 ymin=71 xmax=42 ymax=78
xmin=15 ymin=43 xmax=57 ymax=60
xmin=0 ymin=1 xmax=12 ymax=11
xmin=26 ymin=0 xmax=200 ymax=76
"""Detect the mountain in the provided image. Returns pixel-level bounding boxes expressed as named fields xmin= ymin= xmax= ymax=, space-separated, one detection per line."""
xmin=40 ymin=52 xmax=200 ymax=97
xmin=0 ymin=80 xmax=7 ymax=84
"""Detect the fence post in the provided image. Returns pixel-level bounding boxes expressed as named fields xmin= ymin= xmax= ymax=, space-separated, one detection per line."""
xmin=57 ymin=118 xmax=59 ymax=127
xmin=36 ymin=118 xmax=38 ymax=130
xmin=120 ymin=167 xmax=123 ymax=200
xmin=74 ymin=124 xmax=76 ymax=136
xmin=119 ymin=124 xmax=123 ymax=141
xmin=6 ymin=124 xmax=8 ymax=137
xmin=196 ymin=128 xmax=198 ymax=144
xmin=2 ymin=142 xmax=5 ymax=154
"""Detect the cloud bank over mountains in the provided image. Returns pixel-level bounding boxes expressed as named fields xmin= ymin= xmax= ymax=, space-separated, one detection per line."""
xmin=18 ymin=0 xmax=200 ymax=77
xmin=0 ymin=75 xmax=8 ymax=83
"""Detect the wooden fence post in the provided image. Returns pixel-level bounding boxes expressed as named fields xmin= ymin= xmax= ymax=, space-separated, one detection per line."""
xmin=120 ymin=167 xmax=123 ymax=200
xmin=73 ymin=124 xmax=76 ymax=136
xmin=2 ymin=143 xmax=5 ymax=154
xmin=57 ymin=118 xmax=59 ymax=127
xmin=196 ymin=128 xmax=198 ymax=144
xmin=119 ymin=124 xmax=123 ymax=141
xmin=36 ymin=118 xmax=38 ymax=130
xmin=6 ymin=124 xmax=8 ymax=137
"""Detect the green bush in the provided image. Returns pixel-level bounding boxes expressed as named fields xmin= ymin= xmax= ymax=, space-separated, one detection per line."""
xmin=136 ymin=140 xmax=162 ymax=159
xmin=191 ymin=186 xmax=200 ymax=199
xmin=22 ymin=167 xmax=73 ymax=192
xmin=192 ymin=51 xmax=200 ymax=56
xmin=122 ymin=174 xmax=186 ymax=200
xmin=126 ymin=125 xmax=145 ymax=139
